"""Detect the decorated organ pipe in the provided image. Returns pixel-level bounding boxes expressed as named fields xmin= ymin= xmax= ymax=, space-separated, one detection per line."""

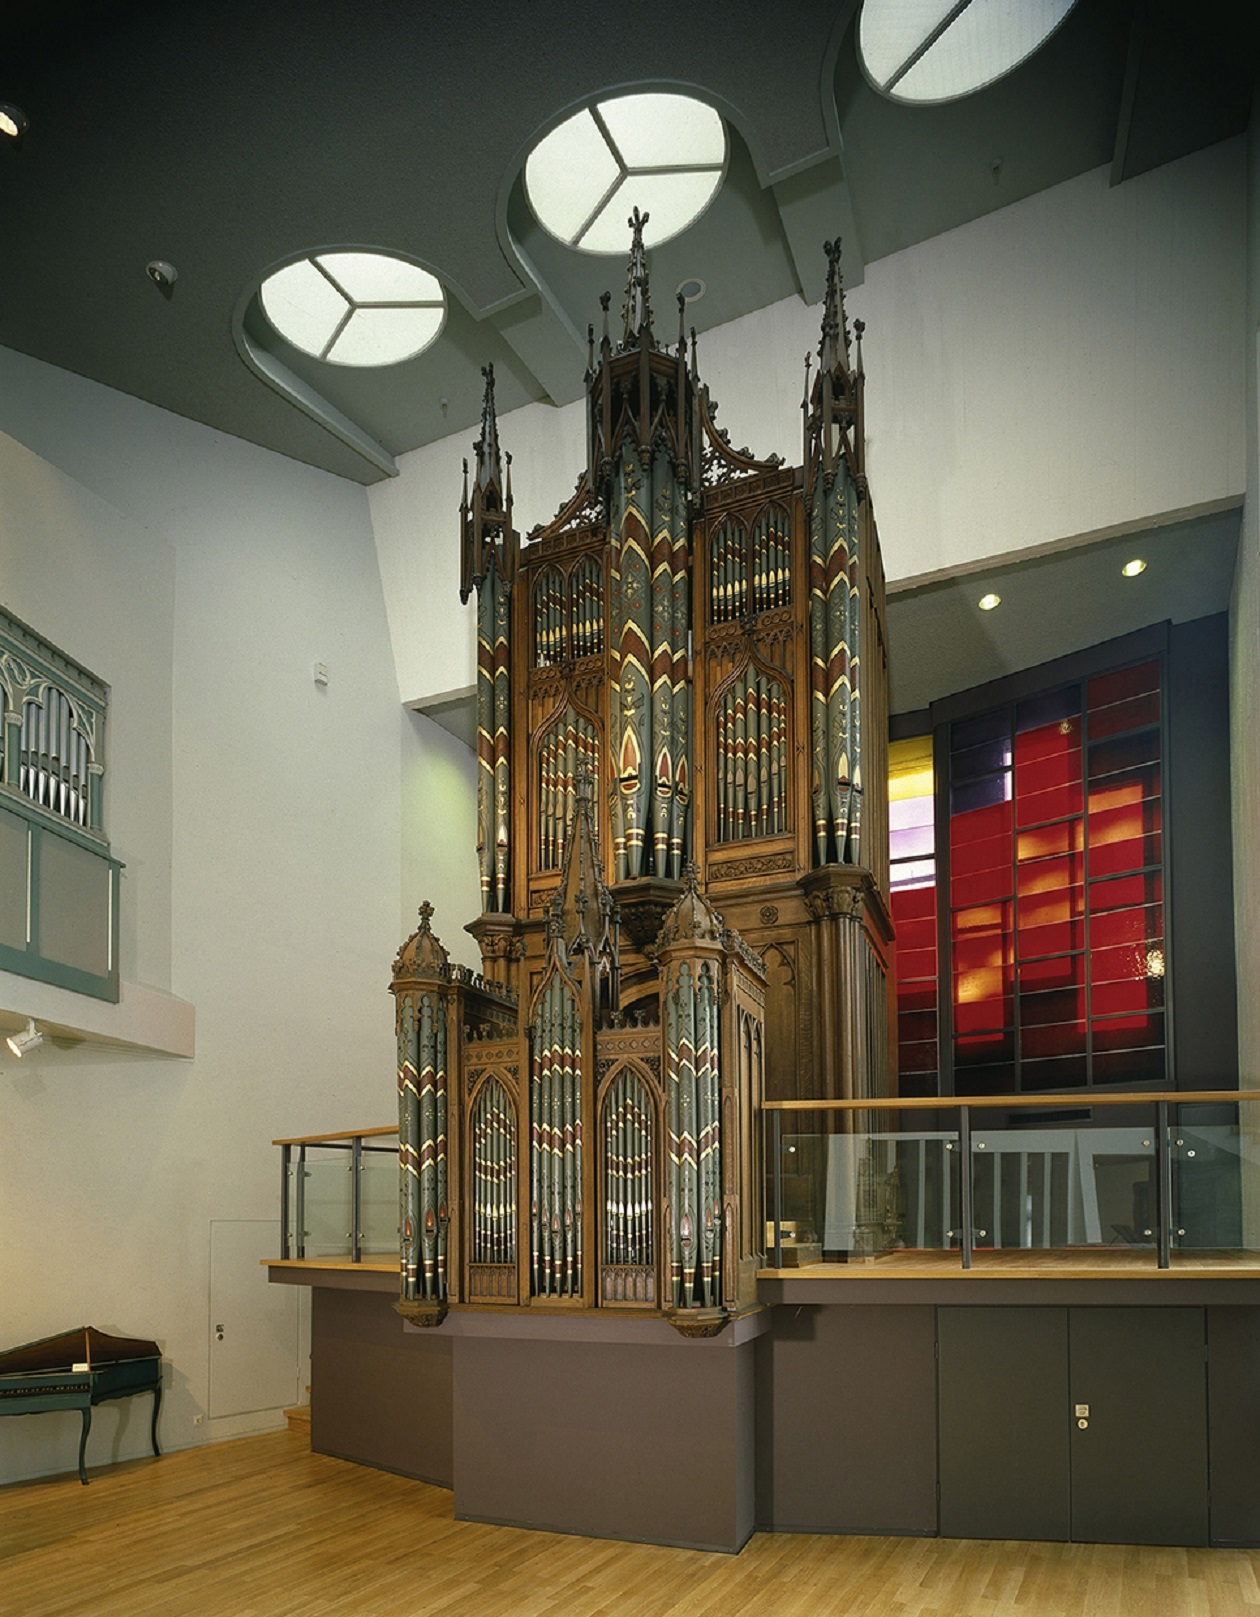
xmin=471 ymin=1078 xmax=516 ymax=1264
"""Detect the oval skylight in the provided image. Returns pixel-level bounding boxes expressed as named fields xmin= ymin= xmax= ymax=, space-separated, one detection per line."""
xmin=259 ymin=252 xmax=445 ymax=367
xmin=859 ymin=0 xmax=1078 ymax=104
xmin=525 ymin=92 xmax=726 ymax=254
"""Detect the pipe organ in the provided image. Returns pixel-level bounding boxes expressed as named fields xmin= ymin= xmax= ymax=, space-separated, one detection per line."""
xmin=395 ymin=216 xmax=892 ymax=1331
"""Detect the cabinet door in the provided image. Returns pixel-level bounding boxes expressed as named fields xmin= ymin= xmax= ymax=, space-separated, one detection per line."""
xmin=1069 ymin=1306 xmax=1208 ymax=1546
xmin=938 ymin=1306 xmax=1071 ymax=1541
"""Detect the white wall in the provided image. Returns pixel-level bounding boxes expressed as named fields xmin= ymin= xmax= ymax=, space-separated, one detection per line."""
xmin=0 ymin=347 xmax=469 ymax=1483
xmin=373 ymin=142 xmax=1246 ymax=710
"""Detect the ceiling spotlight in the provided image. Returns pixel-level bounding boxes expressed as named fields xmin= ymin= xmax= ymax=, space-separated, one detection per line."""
xmin=0 ymin=102 xmax=29 ymax=140
xmin=978 ymin=593 xmax=1001 ymax=611
xmin=6 ymin=1019 xmax=42 ymax=1058
xmin=1122 ymin=558 xmax=1147 ymax=577
xmin=677 ymin=277 xmax=706 ymax=303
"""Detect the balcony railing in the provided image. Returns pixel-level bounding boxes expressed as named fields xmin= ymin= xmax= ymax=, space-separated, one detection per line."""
xmin=764 ymin=1091 xmax=1260 ymax=1271
xmin=276 ymin=1127 xmax=399 ymax=1264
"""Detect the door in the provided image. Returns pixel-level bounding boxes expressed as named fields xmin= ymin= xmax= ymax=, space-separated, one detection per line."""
xmin=1069 ymin=1306 xmax=1208 ymax=1546
xmin=938 ymin=1306 xmax=1071 ymax=1540
xmin=938 ymin=1306 xmax=1208 ymax=1546
xmin=208 ymin=1219 xmax=301 ymax=1419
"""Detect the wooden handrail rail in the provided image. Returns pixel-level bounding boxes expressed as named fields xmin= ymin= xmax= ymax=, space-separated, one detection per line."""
xmin=763 ymin=1090 xmax=1260 ymax=1112
xmin=272 ymin=1125 xmax=399 ymax=1146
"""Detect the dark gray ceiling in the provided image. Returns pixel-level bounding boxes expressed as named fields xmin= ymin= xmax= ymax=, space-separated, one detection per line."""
xmin=2 ymin=0 xmax=1255 ymax=485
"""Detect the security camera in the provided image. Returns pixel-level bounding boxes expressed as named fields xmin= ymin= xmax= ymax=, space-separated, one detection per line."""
xmin=146 ymin=260 xmax=178 ymax=296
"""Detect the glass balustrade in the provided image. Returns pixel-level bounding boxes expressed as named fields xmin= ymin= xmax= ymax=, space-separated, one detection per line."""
xmin=276 ymin=1127 xmax=399 ymax=1263
xmin=765 ymin=1092 xmax=1260 ymax=1271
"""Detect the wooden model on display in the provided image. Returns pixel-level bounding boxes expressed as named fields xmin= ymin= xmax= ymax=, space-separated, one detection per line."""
xmin=393 ymin=214 xmax=891 ymax=1333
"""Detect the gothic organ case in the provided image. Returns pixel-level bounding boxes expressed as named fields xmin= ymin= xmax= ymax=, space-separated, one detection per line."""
xmin=396 ymin=217 xmax=891 ymax=1333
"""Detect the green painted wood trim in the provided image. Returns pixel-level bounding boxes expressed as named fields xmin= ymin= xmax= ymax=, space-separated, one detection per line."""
xmin=0 ymin=823 xmax=121 ymax=1003
xmin=0 ymin=936 xmax=119 ymax=1002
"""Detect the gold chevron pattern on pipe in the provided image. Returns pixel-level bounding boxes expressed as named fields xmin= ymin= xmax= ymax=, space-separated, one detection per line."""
xmin=611 ymin=444 xmax=690 ymax=880
xmin=530 ymin=973 xmax=583 ymax=1297
xmin=603 ymin=1070 xmax=653 ymax=1268
xmin=665 ymin=960 xmax=722 ymax=1310
xmin=397 ymin=995 xmax=422 ymax=1299
xmin=476 ymin=559 xmax=513 ymax=911
xmin=808 ymin=464 xmax=862 ymax=865
xmin=471 ymin=1077 xmax=517 ymax=1265
xmin=715 ymin=669 xmax=788 ymax=842
xmin=537 ymin=708 xmax=600 ymax=871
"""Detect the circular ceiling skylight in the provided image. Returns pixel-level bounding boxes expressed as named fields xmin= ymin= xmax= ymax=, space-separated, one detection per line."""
xmin=859 ymin=0 xmax=1078 ymax=105
xmin=259 ymin=251 xmax=445 ymax=367
xmin=525 ymin=92 xmax=726 ymax=254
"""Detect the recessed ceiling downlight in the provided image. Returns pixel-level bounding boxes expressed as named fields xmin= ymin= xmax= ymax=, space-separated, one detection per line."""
xmin=525 ymin=92 xmax=726 ymax=254
xmin=859 ymin=0 xmax=1079 ymax=105
xmin=259 ymin=252 xmax=445 ymax=367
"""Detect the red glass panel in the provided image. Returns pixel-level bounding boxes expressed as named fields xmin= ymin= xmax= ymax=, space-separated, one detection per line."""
xmin=1017 ymin=916 xmax=1085 ymax=958
xmin=898 ymin=1010 xmax=937 ymax=1043
xmin=952 ymin=829 xmax=1012 ymax=880
xmin=898 ymin=1039 xmax=938 ymax=1074
xmin=1019 ymin=985 xmax=1085 ymax=1027
xmin=1088 ymin=660 xmax=1159 ymax=712
xmin=1017 ymin=852 xmax=1084 ymax=898
xmin=955 ymin=1029 xmax=1014 ymax=1063
xmin=953 ymin=902 xmax=1012 ymax=936
xmin=1088 ymin=731 xmax=1160 ymax=783
xmin=950 ymin=800 xmax=1011 ymax=848
xmin=898 ymin=948 xmax=938 ymax=985
xmin=1092 ymin=1012 xmax=1164 ymax=1052
xmin=1019 ymin=954 xmax=1082 ymax=990
xmin=894 ymin=886 xmax=937 ymax=924
xmin=1015 ymin=718 xmax=1080 ymax=765
xmin=1090 ymin=830 xmax=1162 ymax=879
xmin=1091 ymin=940 xmax=1148 ymax=986
xmin=1090 ymin=905 xmax=1163 ymax=956
xmin=1089 ymin=689 xmax=1160 ymax=739
xmin=1017 ymin=820 xmax=1083 ymax=861
xmin=897 ymin=982 xmax=937 ymax=1015
xmin=953 ymin=979 xmax=1011 ymax=1034
xmin=1022 ymin=1021 xmax=1087 ymax=1059
xmin=1090 ymin=977 xmax=1163 ymax=1017
xmin=1018 ymin=885 xmax=1084 ymax=931
xmin=1016 ymin=780 xmax=1084 ymax=828
xmin=1016 ymin=751 xmax=1082 ymax=801
xmin=895 ymin=906 xmax=937 ymax=947
xmin=953 ymin=931 xmax=1007 ymax=974
xmin=1090 ymin=872 xmax=1163 ymax=912
xmin=952 ymin=865 xmax=1014 ymax=907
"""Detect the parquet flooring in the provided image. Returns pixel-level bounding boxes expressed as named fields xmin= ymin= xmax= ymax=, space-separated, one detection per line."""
xmin=3 ymin=1430 xmax=1259 ymax=1615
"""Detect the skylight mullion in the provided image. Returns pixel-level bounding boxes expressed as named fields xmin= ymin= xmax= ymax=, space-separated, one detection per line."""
xmin=319 ymin=304 xmax=356 ymax=363
xmin=572 ymin=174 xmax=626 ymax=250
xmin=885 ymin=0 xmax=974 ymax=91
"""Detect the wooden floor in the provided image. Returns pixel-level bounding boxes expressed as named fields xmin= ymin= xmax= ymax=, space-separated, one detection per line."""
xmin=3 ymin=1433 xmax=1260 ymax=1616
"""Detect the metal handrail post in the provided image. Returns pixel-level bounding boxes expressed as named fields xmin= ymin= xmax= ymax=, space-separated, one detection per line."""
xmin=772 ymin=1110 xmax=783 ymax=1269
xmin=351 ymin=1133 xmax=363 ymax=1264
xmin=280 ymin=1144 xmax=291 ymax=1259
xmin=959 ymin=1105 xmax=974 ymax=1270
xmin=1156 ymin=1099 xmax=1172 ymax=1269
xmin=296 ymin=1143 xmax=308 ymax=1261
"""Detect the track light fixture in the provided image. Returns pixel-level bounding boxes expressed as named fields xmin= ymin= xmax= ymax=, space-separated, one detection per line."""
xmin=0 ymin=103 xmax=29 ymax=140
xmin=6 ymin=1019 xmax=43 ymax=1058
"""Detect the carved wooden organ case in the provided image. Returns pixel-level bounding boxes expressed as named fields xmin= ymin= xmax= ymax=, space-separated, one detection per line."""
xmin=395 ymin=217 xmax=892 ymax=1331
